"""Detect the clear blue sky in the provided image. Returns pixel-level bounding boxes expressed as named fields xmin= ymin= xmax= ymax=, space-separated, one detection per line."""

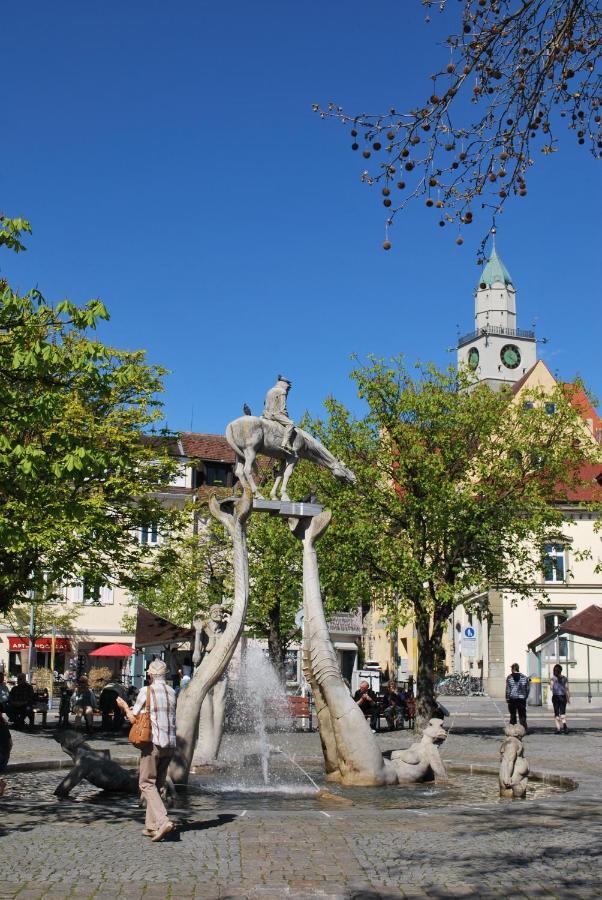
xmin=2 ymin=2 xmax=601 ymax=433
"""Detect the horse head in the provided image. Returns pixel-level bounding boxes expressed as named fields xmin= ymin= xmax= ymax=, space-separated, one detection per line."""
xmin=332 ymin=460 xmax=356 ymax=486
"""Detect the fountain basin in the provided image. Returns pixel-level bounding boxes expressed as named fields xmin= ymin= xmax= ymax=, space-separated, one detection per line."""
xmin=2 ymin=761 xmax=574 ymax=813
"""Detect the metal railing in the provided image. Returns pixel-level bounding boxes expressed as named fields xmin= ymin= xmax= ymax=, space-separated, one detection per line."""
xmin=458 ymin=326 xmax=536 ymax=348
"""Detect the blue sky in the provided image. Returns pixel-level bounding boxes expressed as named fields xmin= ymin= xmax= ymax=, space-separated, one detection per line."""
xmin=2 ymin=2 xmax=601 ymax=433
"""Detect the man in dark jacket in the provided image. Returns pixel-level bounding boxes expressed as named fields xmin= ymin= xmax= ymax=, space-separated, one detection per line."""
xmin=506 ymin=663 xmax=530 ymax=731
xmin=354 ymin=680 xmax=379 ymax=731
xmin=7 ymin=674 xmax=35 ymax=729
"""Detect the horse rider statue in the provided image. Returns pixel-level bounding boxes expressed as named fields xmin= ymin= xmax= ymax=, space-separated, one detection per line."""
xmin=263 ymin=375 xmax=296 ymax=455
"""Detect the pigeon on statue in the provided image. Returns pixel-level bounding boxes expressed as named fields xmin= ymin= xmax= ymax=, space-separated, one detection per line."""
xmin=243 ymin=403 xmax=252 ymax=416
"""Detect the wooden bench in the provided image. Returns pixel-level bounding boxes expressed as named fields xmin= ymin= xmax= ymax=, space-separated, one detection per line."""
xmin=287 ymin=695 xmax=313 ymax=731
xmin=33 ymin=689 xmax=49 ymax=726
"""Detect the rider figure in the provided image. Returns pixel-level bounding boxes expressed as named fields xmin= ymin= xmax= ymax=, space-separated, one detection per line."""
xmin=263 ymin=375 xmax=296 ymax=454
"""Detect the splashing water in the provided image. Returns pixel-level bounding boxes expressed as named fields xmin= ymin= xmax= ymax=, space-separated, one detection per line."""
xmin=221 ymin=640 xmax=295 ymax=788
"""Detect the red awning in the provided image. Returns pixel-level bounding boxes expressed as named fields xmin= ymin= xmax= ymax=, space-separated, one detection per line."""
xmin=7 ymin=636 xmax=71 ymax=652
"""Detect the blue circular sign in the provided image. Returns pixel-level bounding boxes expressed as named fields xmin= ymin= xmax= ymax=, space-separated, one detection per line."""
xmin=464 ymin=626 xmax=476 ymax=639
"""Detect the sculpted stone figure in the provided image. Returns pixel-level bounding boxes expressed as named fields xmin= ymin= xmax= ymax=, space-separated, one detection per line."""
xmin=499 ymin=724 xmax=529 ymax=799
xmin=389 ymin=718 xmax=448 ymax=783
xmin=53 ymin=730 xmax=138 ymax=797
xmin=226 ymin=380 xmax=355 ymax=501
xmin=263 ymin=375 xmax=296 ymax=454
xmin=193 ymin=603 xmax=230 ymax=765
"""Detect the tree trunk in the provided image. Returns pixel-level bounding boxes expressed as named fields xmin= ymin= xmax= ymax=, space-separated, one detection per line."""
xmin=415 ymin=614 xmax=445 ymax=729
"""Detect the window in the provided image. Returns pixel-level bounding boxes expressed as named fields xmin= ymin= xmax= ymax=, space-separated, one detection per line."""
xmin=545 ymin=402 xmax=556 ymax=416
xmin=140 ymin=524 xmax=159 ymax=545
xmin=543 ymin=544 xmax=565 ymax=583
xmin=543 ymin=612 xmax=569 ymax=660
xmin=205 ymin=463 xmax=232 ymax=487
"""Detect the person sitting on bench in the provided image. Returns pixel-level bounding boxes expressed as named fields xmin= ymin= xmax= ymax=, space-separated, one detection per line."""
xmin=354 ymin=680 xmax=379 ymax=732
xmin=7 ymin=674 xmax=35 ymax=729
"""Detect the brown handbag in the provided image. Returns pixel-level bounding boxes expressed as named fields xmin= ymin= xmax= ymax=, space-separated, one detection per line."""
xmin=128 ymin=686 xmax=153 ymax=749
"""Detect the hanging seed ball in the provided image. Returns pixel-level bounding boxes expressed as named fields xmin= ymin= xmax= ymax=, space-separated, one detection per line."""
xmin=382 ymin=187 xmax=391 ymax=196
xmin=383 ymin=199 xmax=392 ymax=207
xmin=459 ymin=151 xmax=467 ymax=160
xmin=351 ymin=143 xmax=359 ymax=150
xmin=463 ymin=64 xmax=471 ymax=74
xmin=489 ymin=173 xmax=497 ymax=182
xmin=387 ymin=130 xmax=395 ymax=140
xmin=430 ymin=95 xmax=440 ymax=104
xmin=451 ymin=161 xmax=459 ymax=169
xmin=498 ymin=168 xmax=507 ymax=178
xmin=405 ymin=161 xmax=414 ymax=170
xmin=439 ymin=220 xmax=445 ymax=227
xmin=383 ymin=240 xmax=392 ymax=250
xmin=445 ymin=143 xmax=455 ymax=151
xmin=363 ymin=150 xmax=371 ymax=158
xmin=422 ymin=123 xmax=431 ymax=131
xmin=351 ymin=129 xmax=358 ymax=137
xmin=429 ymin=177 xmax=438 ymax=187
xmin=500 ymin=151 xmax=509 ymax=161
xmin=595 ymin=115 xmax=601 ymax=124
xmin=401 ymin=148 xmax=410 ymax=158
xmin=426 ymin=198 xmax=434 ymax=207
xmin=519 ymin=188 xmax=527 ymax=196
xmin=436 ymin=200 xmax=444 ymax=208
xmin=499 ymin=190 xmax=508 ymax=198
xmin=397 ymin=181 xmax=406 ymax=189
xmin=464 ymin=211 xmax=473 ymax=221
xmin=446 ymin=63 xmax=455 ymax=73
xmin=463 ymin=24 xmax=471 ymax=33
xmin=373 ymin=142 xmax=382 ymax=151
xmin=456 ymin=236 xmax=464 ymax=244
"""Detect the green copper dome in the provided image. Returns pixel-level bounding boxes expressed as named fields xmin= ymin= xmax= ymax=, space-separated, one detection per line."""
xmin=477 ymin=246 xmax=513 ymax=289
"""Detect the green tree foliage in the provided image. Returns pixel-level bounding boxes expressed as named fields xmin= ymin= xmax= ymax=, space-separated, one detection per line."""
xmin=127 ymin=525 xmax=232 ymax=632
xmin=305 ymin=357 xmax=602 ymax=722
xmin=0 ymin=215 xmax=185 ymax=613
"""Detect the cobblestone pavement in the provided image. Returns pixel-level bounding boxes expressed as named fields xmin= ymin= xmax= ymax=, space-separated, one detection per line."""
xmin=2 ymin=697 xmax=601 ymax=899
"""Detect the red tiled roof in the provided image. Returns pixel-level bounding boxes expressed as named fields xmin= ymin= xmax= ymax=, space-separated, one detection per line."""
xmin=179 ymin=432 xmax=235 ymax=463
xmin=556 ymin=462 xmax=602 ymax=503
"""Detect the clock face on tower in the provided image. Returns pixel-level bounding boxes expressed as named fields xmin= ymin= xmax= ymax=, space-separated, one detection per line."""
xmin=500 ymin=344 xmax=521 ymax=369
xmin=467 ymin=347 xmax=479 ymax=370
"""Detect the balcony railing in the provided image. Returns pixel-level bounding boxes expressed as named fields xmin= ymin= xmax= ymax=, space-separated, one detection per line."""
xmin=458 ymin=326 xmax=536 ymax=348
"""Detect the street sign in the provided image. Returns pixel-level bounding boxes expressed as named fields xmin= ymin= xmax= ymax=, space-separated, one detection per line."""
xmin=463 ymin=625 xmax=477 ymax=658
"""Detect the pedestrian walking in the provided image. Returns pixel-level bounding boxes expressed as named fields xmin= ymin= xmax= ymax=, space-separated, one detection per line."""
xmin=116 ymin=658 xmax=176 ymax=842
xmin=550 ymin=664 xmax=570 ymax=734
xmin=505 ymin=663 xmax=530 ymax=731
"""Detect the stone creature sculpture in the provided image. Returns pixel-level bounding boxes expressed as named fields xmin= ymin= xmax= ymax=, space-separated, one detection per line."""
xmin=499 ymin=724 xmax=529 ymax=799
xmin=53 ymin=730 xmax=138 ymax=797
xmin=289 ymin=510 xmax=397 ymax=786
xmin=226 ymin=416 xmax=355 ymax=501
xmin=170 ymin=492 xmax=253 ymax=784
xmin=389 ymin=718 xmax=448 ymax=783
xmin=192 ymin=603 xmax=230 ymax=765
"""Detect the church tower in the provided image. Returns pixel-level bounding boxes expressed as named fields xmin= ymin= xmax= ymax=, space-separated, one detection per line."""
xmin=457 ymin=230 xmax=537 ymax=389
